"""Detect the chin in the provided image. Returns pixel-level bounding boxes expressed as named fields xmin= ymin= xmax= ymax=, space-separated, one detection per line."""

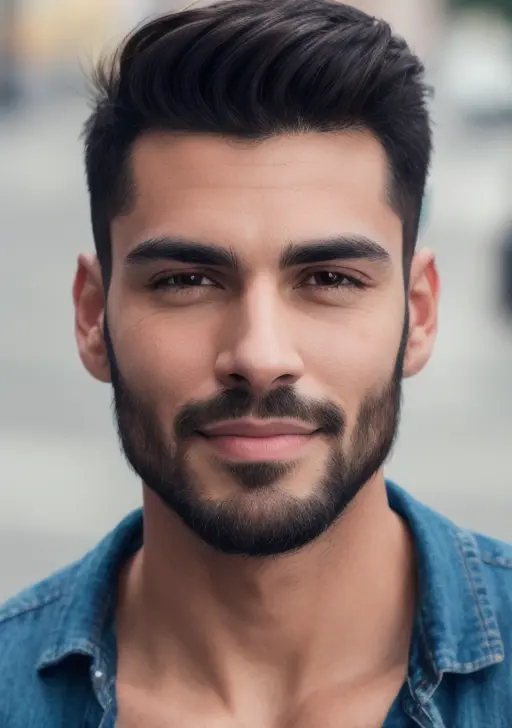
xmin=178 ymin=489 xmax=338 ymax=557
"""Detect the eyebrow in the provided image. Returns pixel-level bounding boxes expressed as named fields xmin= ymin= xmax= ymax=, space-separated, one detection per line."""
xmin=279 ymin=236 xmax=391 ymax=268
xmin=125 ymin=234 xmax=391 ymax=271
xmin=125 ymin=237 xmax=240 ymax=269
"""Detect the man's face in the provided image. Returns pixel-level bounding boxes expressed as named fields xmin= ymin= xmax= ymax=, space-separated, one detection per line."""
xmin=80 ymin=130 xmax=436 ymax=556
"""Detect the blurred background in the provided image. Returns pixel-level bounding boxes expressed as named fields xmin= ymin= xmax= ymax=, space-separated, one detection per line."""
xmin=1 ymin=0 xmax=511 ymax=600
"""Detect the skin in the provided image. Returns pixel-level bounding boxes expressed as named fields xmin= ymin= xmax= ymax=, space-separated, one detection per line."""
xmin=74 ymin=129 xmax=439 ymax=726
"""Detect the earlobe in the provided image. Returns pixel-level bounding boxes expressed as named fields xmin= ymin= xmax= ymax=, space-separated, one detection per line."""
xmin=402 ymin=249 xmax=439 ymax=379
xmin=73 ymin=254 xmax=111 ymax=383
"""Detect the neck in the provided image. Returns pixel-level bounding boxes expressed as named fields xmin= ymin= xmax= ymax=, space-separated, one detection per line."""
xmin=117 ymin=475 xmax=416 ymax=709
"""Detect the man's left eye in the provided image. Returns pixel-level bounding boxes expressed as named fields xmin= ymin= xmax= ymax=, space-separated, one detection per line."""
xmin=303 ymin=272 xmax=364 ymax=289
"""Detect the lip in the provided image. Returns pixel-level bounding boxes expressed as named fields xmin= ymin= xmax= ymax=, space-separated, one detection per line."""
xmin=197 ymin=432 xmax=318 ymax=462
xmin=199 ymin=418 xmax=319 ymax=438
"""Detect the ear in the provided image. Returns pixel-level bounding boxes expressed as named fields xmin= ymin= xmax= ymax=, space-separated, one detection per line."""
xmin=73 ymin=254 xmax=111 ymax=383
xmin=403 ymin=248 xmax=440 ymax=379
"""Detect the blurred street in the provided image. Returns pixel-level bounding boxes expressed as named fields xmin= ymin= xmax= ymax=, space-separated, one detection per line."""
xmin=1 ymin=5 xmax=512 ymax=599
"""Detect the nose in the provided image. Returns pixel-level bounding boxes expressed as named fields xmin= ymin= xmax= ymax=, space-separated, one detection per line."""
xmin=214 ymin=280 xmax=304 ymax=396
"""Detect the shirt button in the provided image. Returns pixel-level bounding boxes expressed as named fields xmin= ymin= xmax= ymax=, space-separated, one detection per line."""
xmin=94 ymin=670 xmax=103 ymax=680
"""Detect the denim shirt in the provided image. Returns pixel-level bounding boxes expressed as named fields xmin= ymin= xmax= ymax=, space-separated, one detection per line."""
xmin=1 ymin=481 xmax=511 ymax=727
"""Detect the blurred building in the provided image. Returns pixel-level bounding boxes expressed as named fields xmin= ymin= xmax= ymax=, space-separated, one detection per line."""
xmin=0 ymin=0 xmax=19 ymax=105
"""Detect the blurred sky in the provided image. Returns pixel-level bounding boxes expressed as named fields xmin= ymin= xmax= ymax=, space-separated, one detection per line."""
xmin=0 ymin=0 xmax=511 ymax=599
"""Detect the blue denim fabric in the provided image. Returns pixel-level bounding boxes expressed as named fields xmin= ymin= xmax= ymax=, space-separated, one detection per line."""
xmin=1 ymin=481 xmax=511 ymax=727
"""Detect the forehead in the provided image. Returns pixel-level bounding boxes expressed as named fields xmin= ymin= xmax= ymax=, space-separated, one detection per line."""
xmin=111 ymin=130 xmax=401 ymax=261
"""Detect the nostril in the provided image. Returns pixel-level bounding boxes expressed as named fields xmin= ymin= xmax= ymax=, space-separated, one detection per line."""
xmin=229 ymin=373 xmax=249 ymax=384
xmin=277 ymin=373 xmax=295 ymax=384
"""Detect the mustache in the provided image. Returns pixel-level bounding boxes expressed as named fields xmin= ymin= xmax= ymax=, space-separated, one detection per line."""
xmin=173 ymin=385 xmax=344 ymax=440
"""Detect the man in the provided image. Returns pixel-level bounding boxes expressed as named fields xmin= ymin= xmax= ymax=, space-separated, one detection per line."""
xmin=1 ymin=1 xmax=511 ymax=725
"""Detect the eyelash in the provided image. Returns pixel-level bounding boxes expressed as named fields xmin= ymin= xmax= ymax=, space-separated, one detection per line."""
xmin=149 ymin=271 xmax=367 ymax=293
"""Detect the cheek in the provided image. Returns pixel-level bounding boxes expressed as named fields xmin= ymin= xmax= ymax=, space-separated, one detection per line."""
xmin=300 ymin=303 xmax=403 ymax=413
xmin=111 ymin=308 xmax=218 ymax=411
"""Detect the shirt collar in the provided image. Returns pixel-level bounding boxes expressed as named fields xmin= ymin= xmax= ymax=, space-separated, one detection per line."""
xmin=36 ymin=509 xmax=143 ymax=676
xmin=386 ymin=481 xmax=504 ymax=683
xmin=36 ymin=485 xmax=504 ymax=683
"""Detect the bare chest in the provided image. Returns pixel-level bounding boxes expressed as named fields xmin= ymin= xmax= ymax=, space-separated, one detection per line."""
xmin=115 ymin=679 xmax=402 ymax=728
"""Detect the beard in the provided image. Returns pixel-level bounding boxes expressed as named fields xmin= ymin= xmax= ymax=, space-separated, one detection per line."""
xmin=104 ymin=318 xmax=406 ymax=557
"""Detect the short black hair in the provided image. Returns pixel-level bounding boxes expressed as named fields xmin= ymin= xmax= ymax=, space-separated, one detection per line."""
xmin=83 ymin=0 xmax=432 ymax=285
